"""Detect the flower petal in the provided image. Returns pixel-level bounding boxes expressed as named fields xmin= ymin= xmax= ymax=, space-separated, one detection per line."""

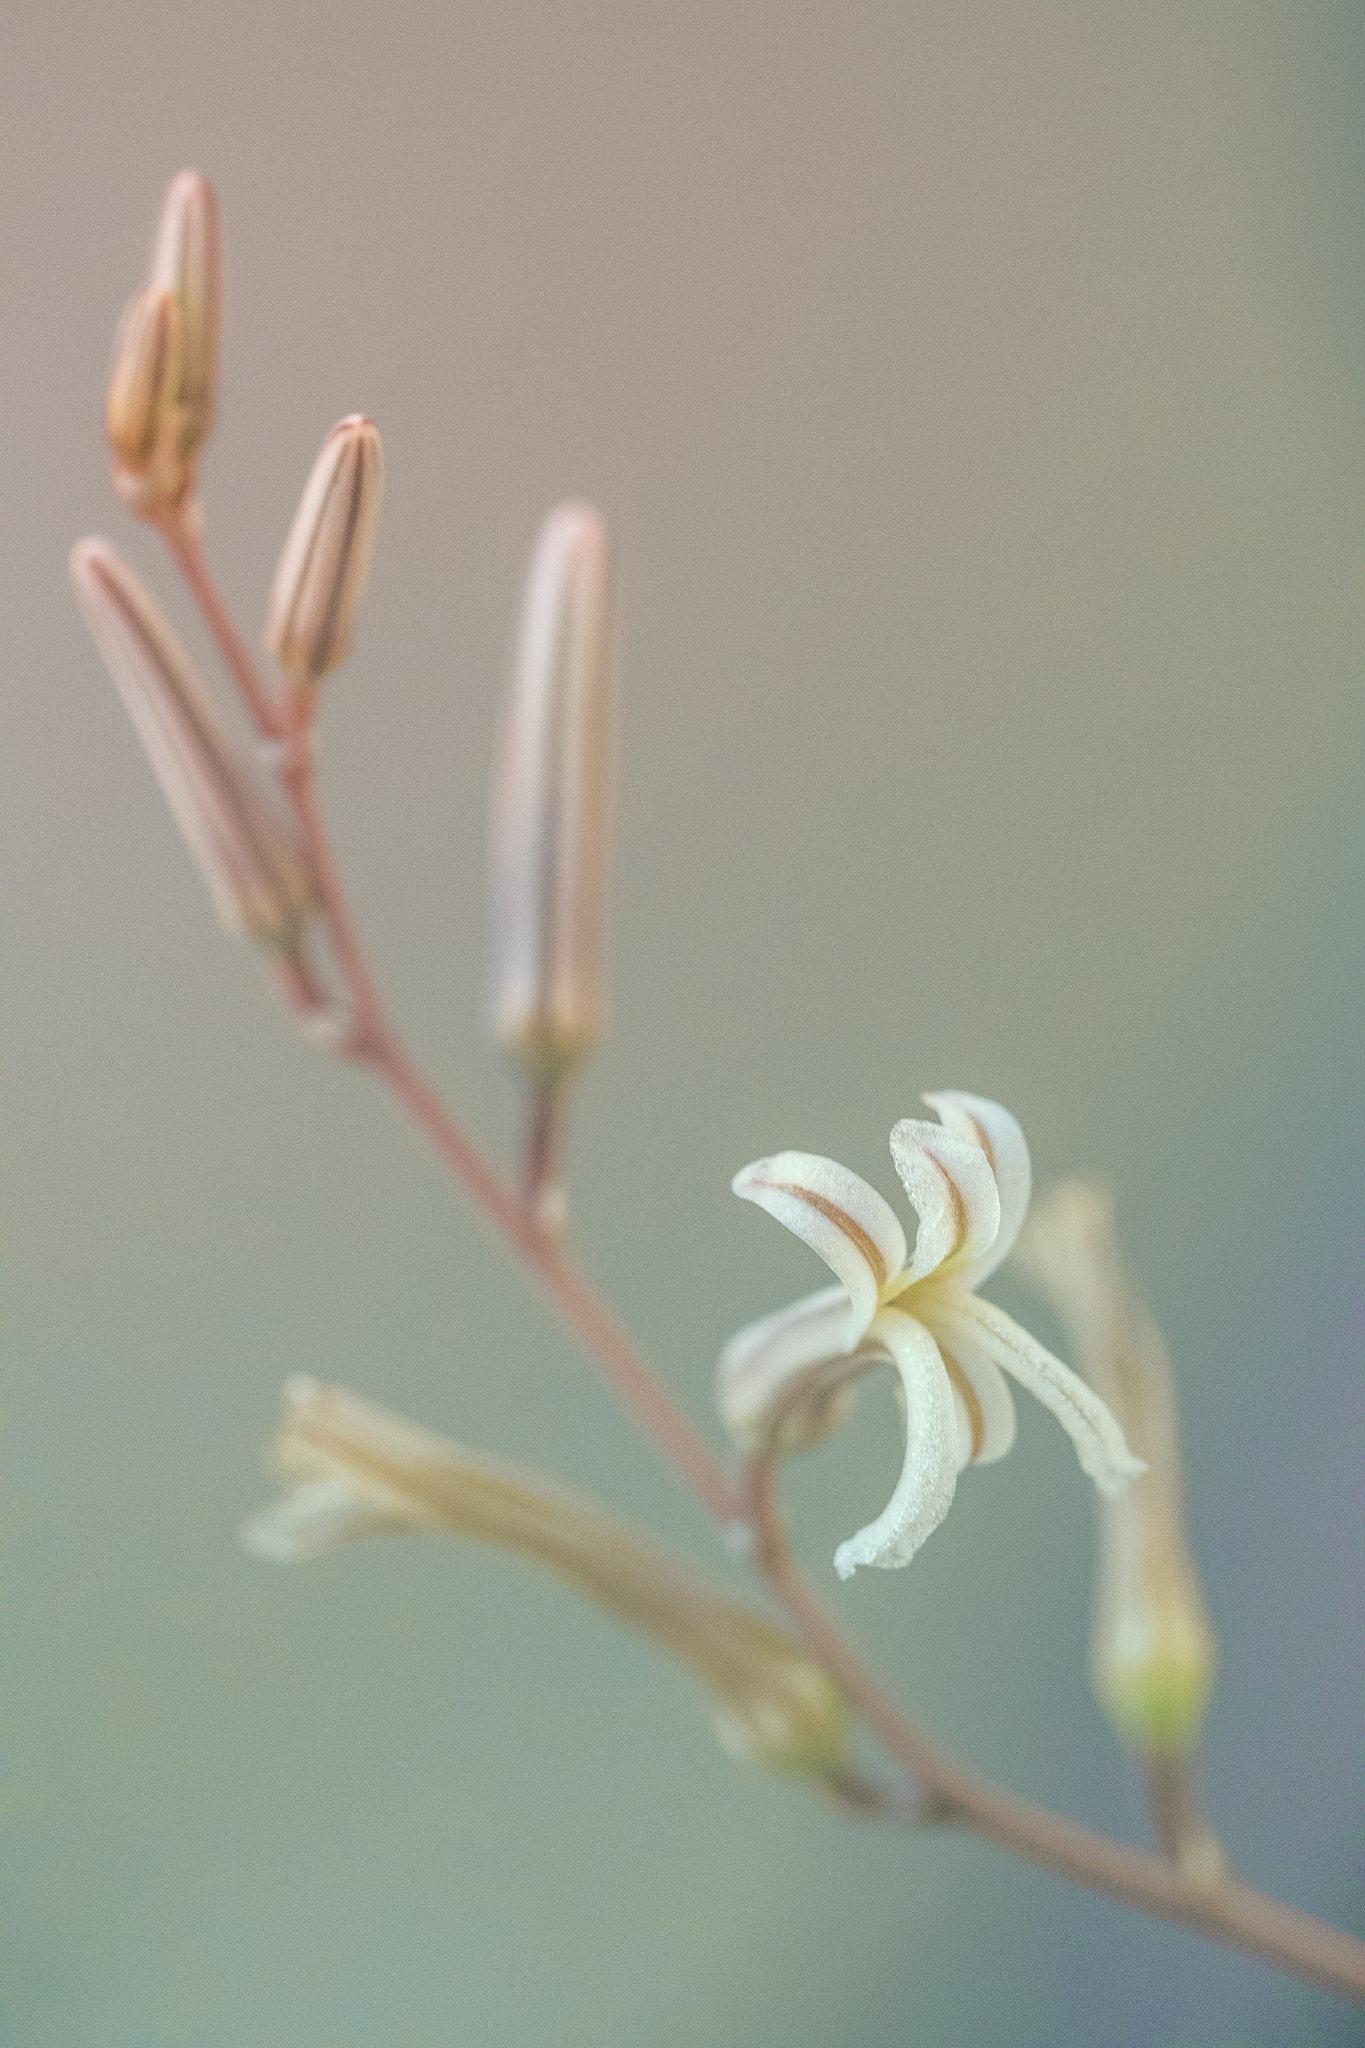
xmin=716 ymin=1283 xmax=866 ymax=1449
xmin=732 ymin=1152 xmax=908 ymax=1341
xmin=831 ymin=1308 xmax=958 ymax=1578
xmin=913 ymin=1295 xmax=1018 ymax=1466
xmin=920 ymin=1091 xmax=1032 ymax=1286
xmin=926 ymin=1293 xmax=1146 ymax=1498
xmin=240 ymin=1475 xmax=417 ymax=1560
xmin=887 ymin=1118 xmax=1001 ymax=1285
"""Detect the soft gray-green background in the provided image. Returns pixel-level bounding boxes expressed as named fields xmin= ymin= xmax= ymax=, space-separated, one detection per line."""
xmin=3 ymin=5 xmax=1361 ymax=2044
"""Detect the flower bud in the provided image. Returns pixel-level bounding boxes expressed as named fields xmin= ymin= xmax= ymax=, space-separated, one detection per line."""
xmin=70 ymin=538 xmax=319 ymax=950
xmin=485 ymin=503 xmax=618 ymax=1083
xmin=1015 ymin=1182 xmax=1218 ymax=1758
xmin=264 ymin=416 xmax=385 ymax=691
xmin=148 ymin=170 xmax=222 ymax=458
xmin=106 ymin=285 xmax=184 ymax=476
xmin=245 ymin=1377 xmax=858 ymax=1793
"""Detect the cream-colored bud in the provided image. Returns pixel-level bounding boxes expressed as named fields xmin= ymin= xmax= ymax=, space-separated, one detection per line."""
xmin=245 ymin=1378 xmax=857 ymax=1792
xmin=1015 ymin=1182 xmax=1218 ymax=1759
xmin=106 ymin=286 xmax=184 ymax=474
xmin=149 ymin=170 xmax=222 ymax=457
xmin=485 ymin=503 xmax=618 ymax=1083
xmin=264 ymin=416 xmax=385 ymax=690
xmin=70 ymin=539 xmax=318 ymax=950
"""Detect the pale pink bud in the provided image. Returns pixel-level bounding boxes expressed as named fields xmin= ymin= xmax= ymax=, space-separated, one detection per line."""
xmin=264 ymin=416 xmax=385 ymax=690
xmin=485 ymin=503 xmax=618 ymax=1082
xmin=106 ymin=286 xmax=184 ymax=474
xmin=148 ymin=170 xmax=222 ymax=458
xmin=71 ymin=538 xmax=318 ymax=950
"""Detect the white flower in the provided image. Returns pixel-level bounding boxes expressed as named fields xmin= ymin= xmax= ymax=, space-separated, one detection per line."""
xmin=718 ymin=1092 xmax=1146 ymax=1579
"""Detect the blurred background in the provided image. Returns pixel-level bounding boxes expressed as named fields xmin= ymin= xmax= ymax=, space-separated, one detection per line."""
xmin=2 ymin=5 xmax=1361 ymax=2044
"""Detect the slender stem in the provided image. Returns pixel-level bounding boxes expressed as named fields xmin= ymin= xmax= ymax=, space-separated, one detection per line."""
xmin=1143 ymin=1755 xmax=1227 ymax=1882
xmin=156 ymin=506 xmax=286 ymax=740
xmin=158 ymin=519 xmax=1365 ymax=2005
xmin=521 ymin=1075 xmax=572 ymax=1241
xmin=744 ymin=1451 xmax=1365 ymax=2002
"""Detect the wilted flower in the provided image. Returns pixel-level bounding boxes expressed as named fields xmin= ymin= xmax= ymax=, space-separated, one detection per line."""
xmin=264 ymin=415 xmax=385 ymax=692
xmin=70 ymin=538 xmax=318 ymax=950
xmin=243 ymin=1378 xmax=859 ymax=1792
xmin=719 ymin=1093 xmax=1145 ymax=1578
xmin=1014 ymin=1181 xmax=1218 ymax=1758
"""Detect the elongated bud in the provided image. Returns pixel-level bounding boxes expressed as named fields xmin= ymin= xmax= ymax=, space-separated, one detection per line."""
xmin=486 ymin=503 xmax=618 ymax=1082
xmin=244 ymin=1378 xmax=859 ymax=1794
xmin=1014 ymin=1184 xmax=1218 ymax=1760
xmin=107 ymin=286 xmax=184 ymax=474
xmin=264 ymin=416 xmax=385 ymax=692
xmin=70 ymin=539 xmax=319 ymax=950
xmin=149 ymin=170 xmax=222 ymax=458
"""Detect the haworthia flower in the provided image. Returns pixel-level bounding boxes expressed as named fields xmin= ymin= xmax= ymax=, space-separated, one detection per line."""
xmin=720 ymin=1092 xmax=1145 ymax=1579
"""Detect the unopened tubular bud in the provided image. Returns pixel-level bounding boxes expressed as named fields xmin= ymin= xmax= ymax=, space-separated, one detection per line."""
xmin=106 ymin=286 xmax=183 ymax=474
xmin=70 ymin=538 xmax=319 ymax=950
xmin=245 ymin=1378 xmax=859 ymax=1794
xmin=486 ymin=503 xmax=618 ymax=1083
xmin=1015 ymin=1183 xmax=1218 ymax=1759
xmin=264 ymin=416 xmax=385 ymax=690
xmin=149 ymin=170 xmax=222 ymax=457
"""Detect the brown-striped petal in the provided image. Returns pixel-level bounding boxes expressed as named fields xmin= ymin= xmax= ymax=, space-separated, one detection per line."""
xmin=831 ymin=1308 xmax=958 ymax=1577
xmin=913 ymin=1290 xmax=1018 ymax=1468
xmin=732 ymin=1152 xmax=908 ymax=1343
xmin=920 ymin=1091 xmax=1032 ymax=1286
xmin=887 ymin=1116 xmax=1001 ymax=1285
xmin=924 ymin=1289 xmax=1146 ymax=1500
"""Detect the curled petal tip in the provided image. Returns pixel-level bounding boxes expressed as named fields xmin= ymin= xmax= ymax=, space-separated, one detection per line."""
xmin=920 ymin=1091 xmax=1033 ymax=1285
xmin=888 ymin=1117 xmax=1001 ymax=1285
xmin=829 ymin=1309 xmax=958 ymax=1576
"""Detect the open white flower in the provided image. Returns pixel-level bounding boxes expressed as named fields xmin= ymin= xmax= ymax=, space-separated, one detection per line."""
xmin=718 ymin=1092 xmax=1145 ymax=1580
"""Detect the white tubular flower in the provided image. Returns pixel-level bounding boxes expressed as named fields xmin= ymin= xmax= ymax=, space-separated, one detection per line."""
xmin=720 ymin=1092 xmax=1146 ymax=1579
